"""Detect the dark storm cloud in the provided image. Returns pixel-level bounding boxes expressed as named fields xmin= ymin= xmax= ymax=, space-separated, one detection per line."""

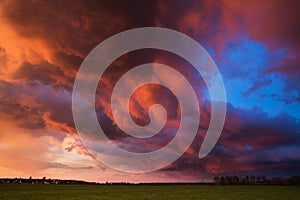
xmin=0 ymin=0 xmax=161 ymax=133
xmin=160 ymin=103 xmax=300 ymax=177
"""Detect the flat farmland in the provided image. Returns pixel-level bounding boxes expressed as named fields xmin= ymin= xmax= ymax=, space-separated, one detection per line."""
xmin=0 ymin=184 xmax=299 ymax=200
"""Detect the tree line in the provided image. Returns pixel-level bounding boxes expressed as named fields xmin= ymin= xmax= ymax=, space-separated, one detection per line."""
xmin=213 ymin=175 xmax=300 ymax=185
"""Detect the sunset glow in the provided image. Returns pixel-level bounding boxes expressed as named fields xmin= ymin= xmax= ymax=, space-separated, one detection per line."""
xmin=0 ymin=0 xmax=299 ymax=182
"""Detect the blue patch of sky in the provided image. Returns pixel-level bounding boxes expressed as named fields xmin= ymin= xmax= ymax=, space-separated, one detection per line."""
xmin=203 ymin=34 xmax=300 ymax=119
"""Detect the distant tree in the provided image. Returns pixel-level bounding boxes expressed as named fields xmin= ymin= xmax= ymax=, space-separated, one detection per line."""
xmin=290 ymin=175 xmax=300 ymax=185
xmin=213 ymin=177 xmax=220 ymax=185
xmin=232 ymin=176 xmax=239 ymax=185
xmin=272 ymin=177 xmax=284 ymax=185
xmin=261 ymin=176 xmax=267 ymax=184
xmin=256 ymin=176 xmax=262 ymax=184
xmin=224 ymin=176 xmax=233 ymax=185
xmin=245 ymin=175 xmax=249 ymax=184
xmin=250 ymin=176 xmax=256 ymax=184
xmin=220 ymin=176 xmax=225 ymax=185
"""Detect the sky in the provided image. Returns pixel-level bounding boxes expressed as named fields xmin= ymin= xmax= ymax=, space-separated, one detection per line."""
xmin=0 ymin=0 xmax=300 ymax=183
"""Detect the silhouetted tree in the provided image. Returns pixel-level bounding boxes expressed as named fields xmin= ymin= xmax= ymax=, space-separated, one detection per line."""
xmin=232 ymin=176 xmax=239 ymax=184
xmin=220 ymin=177 xmax=225 ymax=185
xmin=250 ymin=176 xmax=256 ymax=184
xmin=256 ymin=176 xmax=262 ymax=184
xmin=213 ymin=177 xmax=220 ymax=185
xmin=290 ymin=175 xmax=300 ymax=185
xmin=245 ymin=175 xmax=249 ymax=184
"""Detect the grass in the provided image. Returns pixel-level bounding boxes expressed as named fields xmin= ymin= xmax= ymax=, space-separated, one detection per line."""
xmin=0 ymin=184 xmax=299 ymax=200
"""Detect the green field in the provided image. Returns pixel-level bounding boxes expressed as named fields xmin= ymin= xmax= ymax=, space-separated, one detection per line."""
xmin=0 ymin=184 xmax=299 ymax=200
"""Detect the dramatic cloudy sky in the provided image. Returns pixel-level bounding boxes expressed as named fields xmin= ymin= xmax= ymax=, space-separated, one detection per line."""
xmin=0 ymin=0 xmax=299 ymax=182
